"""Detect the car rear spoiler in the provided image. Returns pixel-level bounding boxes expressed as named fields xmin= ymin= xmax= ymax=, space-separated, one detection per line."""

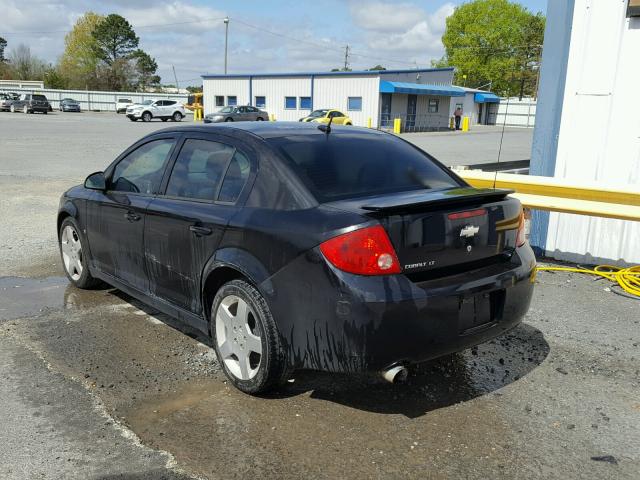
xmin=360 ymin=188 xmax=515 ymax=214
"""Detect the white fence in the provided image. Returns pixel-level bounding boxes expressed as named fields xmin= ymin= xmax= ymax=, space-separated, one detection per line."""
xmin=496 ymin=97 xmax=537 ymax=128
xmin=0 ymin=86 xmax=189 ymax=112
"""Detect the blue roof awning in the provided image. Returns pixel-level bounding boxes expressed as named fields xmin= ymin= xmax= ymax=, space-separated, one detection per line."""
xmin=474 ymin=92 xmax=500 ymax=103
xmin=380 ymin=80 xmax=466 ymax=97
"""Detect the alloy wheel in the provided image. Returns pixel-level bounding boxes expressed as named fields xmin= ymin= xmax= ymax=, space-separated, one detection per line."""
xmin=215 ymin=295 xmax=262 ymax=380
xmin=60 ymin=225 xmax=83 ymax=281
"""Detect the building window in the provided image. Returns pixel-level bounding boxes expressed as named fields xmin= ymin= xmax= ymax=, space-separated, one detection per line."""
xmin=300 ymin=96 xmax=311 ymax=109
xmin=215 ymin=96 xmax=224 ymax=107
xmin=428 ymin=99 xmax=439 ymax=113
xmin=227 ymin=96 xmax=237 ymax=106
xmin=347 ymin=96 xmax=362 ymax=111
xmin=255 ymin=96 xmax=266 ymax=108
xmin=285 ymin=96 xmax=297 ymax=109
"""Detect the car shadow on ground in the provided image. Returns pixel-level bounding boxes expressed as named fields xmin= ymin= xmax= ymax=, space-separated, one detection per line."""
xmin=97 ymin=287 xmax=549 ymax=419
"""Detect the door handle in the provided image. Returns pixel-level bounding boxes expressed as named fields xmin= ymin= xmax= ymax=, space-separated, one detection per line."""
xmin=124 ymin=211 xmax=141 ymax=222
xmin=189 ymin=225 xmax=212 ymax=236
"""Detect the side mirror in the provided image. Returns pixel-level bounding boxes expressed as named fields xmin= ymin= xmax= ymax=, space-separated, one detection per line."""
xmin=84 ymin=171 xmax=106 ymax=191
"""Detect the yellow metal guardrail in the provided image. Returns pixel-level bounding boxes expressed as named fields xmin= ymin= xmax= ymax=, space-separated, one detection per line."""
xmin=456 ymin=170 xmax=640 ymax=222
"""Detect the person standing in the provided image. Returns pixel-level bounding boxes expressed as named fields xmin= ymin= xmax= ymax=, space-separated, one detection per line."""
xmin=454 ymin=106 xmax=463 ymax=130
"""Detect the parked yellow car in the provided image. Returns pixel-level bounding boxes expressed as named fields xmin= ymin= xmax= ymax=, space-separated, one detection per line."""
xmin=299 ymin=109 xmax=352 ymax=125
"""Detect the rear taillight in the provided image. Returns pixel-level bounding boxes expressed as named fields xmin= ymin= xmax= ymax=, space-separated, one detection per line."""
xmin=516 ymin=209 xmax=526 ymax=247
xmin=319 ymin=225 xmax=401 ymax=275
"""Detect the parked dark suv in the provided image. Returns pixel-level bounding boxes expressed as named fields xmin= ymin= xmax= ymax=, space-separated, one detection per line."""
xmin=57 ymin=122 xmax=535 ymax=394
xmin=11 ymin=93 xmax=50 ymax=114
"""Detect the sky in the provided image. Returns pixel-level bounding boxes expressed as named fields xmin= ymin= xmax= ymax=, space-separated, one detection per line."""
xmin=0 ymin=0 xmax=547 ymax=87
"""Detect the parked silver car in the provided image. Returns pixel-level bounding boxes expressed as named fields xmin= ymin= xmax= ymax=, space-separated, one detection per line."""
xmin=204 ymin=105 xmax=268 ymax=123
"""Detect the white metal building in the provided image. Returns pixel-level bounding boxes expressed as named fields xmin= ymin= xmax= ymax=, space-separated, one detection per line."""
xmin=201 ymin=68 xmax=500 ymax=130
xmin=530 ymin=0 xmax=640 ymax=264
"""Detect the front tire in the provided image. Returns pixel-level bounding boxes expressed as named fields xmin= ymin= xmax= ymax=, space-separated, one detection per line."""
xmin=225 ymin=117 xmax=233 ymax=122
xmin=211 ymin=279 xmax=290 ymax=394
xmin=172 ymin=111 xmax=183 ymax=122
xmin=59 ymin=217 xmax=100 ymax=289
xmin=142 ymin=112 xmax=152 ymax=122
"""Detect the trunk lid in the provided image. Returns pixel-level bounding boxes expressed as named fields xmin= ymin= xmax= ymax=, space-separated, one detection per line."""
xmin=329 ymin=187 xmax=523 ymax=277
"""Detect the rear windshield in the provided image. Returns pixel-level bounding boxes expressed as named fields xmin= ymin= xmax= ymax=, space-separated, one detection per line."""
xmin=33 ymin=94 xmax=47 ymax=101
xmin=268 ymin=133 xmax=461 ymax=202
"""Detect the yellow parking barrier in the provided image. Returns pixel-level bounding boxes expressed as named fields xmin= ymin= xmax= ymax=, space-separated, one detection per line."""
xmin=456 ymin=170 xmax=640 ymax=222
xmin=393 ymin=118 xmax=401 ymax=134
xmin=449 ymin=117 xmax=455 ymax=130
xmin=462 ymin=116 xmax=470 ymax=132
xmin=193 ymin=107 xmax=203 ymax=122
xmin=367 ymin=117 xmax=372 ymax=128
xmin=269 ymin=113 xmax=276 ymax=121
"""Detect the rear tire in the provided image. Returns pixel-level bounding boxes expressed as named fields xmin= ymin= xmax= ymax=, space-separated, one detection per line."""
xmin=59 ymin=217 xmax=101 ymax=289
xmin=225 ymin=117 xmax=233 ymax=122
xmin=142 ymin=112 xmax=152 ymax=122
xmin=256 ymin=117 xmax=264 ymax=121
xmin=210 ymin=279 xmax=290 ymax=394
xmin=172 ymin=111 xmax=183 ymax=122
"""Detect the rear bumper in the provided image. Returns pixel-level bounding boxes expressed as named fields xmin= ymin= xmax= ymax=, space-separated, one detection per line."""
xmin=264 ymin=245 xmax=536 ymax=373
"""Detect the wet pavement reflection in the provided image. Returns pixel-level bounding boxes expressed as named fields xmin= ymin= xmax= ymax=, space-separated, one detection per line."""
xmin=1 ymin=275 xmax=553 ymax=479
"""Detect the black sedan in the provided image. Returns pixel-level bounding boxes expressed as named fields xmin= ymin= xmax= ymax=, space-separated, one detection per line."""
xmin=57 ymin=122 xmax=535 ymax=394
xmin=60 ymin=98 xmax=81 ymax=112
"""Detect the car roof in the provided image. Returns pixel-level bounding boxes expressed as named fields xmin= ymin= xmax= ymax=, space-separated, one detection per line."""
xmin=152 ymin=121 xmax=388 ymax=140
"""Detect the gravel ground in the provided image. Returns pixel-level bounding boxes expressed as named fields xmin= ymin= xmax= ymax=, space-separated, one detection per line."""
xmin=0 ymin=111 xmax=637 ymax=480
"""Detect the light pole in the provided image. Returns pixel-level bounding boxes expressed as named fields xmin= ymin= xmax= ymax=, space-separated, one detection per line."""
xmin=223 ymin=17 xmax=229 ymax=74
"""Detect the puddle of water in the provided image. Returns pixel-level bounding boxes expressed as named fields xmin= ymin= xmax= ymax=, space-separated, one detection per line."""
xmin=0 ymin=276 xmax=69 ymax=321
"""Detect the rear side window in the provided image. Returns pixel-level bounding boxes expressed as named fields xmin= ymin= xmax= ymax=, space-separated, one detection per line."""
xmin=165 ymin=139 xmax=235 ymax=201
xmin=33 ymin=94 xmax=47 ymax=101
xmin=111 ymin=139 xmax=174 ymax=194
xmin=219 ymin=151 xmax=251 ymax=203
xmin=268 ymin=133 xmax=460 ymax=202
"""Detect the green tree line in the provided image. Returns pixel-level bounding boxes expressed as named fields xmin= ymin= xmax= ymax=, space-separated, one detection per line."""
xmin=0 ymin=13 xmax=161 ymax=91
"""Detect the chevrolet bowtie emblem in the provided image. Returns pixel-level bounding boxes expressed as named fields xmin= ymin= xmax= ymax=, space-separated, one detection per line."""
xmin=460 ymin=225 xmax=480 ymax=238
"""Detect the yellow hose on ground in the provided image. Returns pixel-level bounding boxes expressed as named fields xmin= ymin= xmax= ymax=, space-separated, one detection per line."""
xmin=535 ymin=265 xmax=640 ymax=298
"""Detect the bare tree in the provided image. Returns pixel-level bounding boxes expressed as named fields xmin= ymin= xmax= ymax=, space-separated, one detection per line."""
xmin=9 ymin=44 xmax=47 ymax=80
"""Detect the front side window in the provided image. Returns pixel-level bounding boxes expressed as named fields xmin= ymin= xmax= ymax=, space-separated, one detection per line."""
xmin=255 ymin=96 xmax=266 ymax=108
xmin=330 ymin=110 xmax=345 ymax=118
xmin=227 ymin=96 xmax=237 ymax=106
xmin=285 ymin=96 xmax=297 ymax=109
xmin=111 ymin=139 xmax=174 ymax=194
xmin=165 ymin=139 xmax=235 ymax=201
xmin=300 ymin=97 xmax=311 ymax=109
xmin=428 ymin=99 xmax=439 ymax=113
xmin=215 ymin=96 xmax=224 ymax=107
xmin=347 ymin=97 xmax=362 ymax=111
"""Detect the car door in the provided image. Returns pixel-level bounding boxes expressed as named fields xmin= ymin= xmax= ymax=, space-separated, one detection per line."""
xmin=144 ymin=134 xmax=255 ymax=314
xmin=86 ymin=135 xmax=178 ymax=292
xmin=330 ymin=110 xmax=347 ymax=124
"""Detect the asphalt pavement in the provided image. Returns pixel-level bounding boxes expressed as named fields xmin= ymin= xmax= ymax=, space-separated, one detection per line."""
xmin=1 ymin=111 xmax=637 ymax=480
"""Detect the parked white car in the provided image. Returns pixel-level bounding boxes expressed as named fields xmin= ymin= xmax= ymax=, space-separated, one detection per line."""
xmin=116 ymin=98 xmax=134 ymax=114
xmin=126 ymin=100 xmax=185 ymax=122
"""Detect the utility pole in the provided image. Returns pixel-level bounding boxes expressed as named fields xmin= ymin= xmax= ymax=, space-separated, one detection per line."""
xmin=224 ymin=17 xmax=230 ymax=74
xmin=343 ymin=45 xmax=350 ymax=71
xmin=172 ymin=65 xmax=179 ymax=91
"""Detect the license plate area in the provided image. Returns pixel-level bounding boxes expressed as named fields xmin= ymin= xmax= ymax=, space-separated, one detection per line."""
xmin=458 ymin=289 xmax=505 ymax=334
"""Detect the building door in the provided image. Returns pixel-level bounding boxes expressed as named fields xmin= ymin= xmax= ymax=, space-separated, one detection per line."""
xmin=380 ymin=93 xmax=391 ymax=127
xmin=406 ymin=94 xmax=417 ymax=129
xmin=478 ymin=104 xmax=484 ymax=124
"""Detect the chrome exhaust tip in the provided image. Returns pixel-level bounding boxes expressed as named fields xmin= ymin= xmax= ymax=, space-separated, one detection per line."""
xmin=381 ymin=364 xmax=408 ymax=384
